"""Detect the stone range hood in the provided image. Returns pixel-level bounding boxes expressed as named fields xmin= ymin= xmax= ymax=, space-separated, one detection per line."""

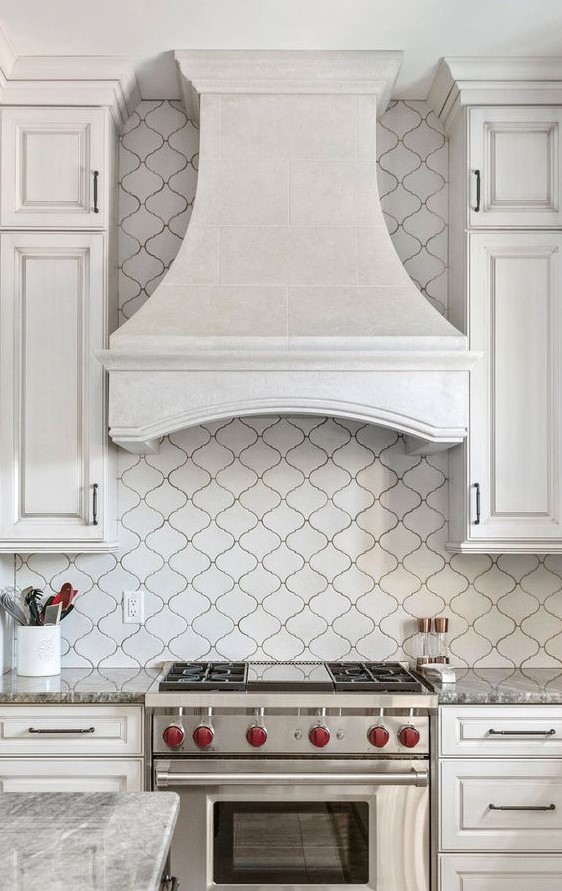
xmin=99 ymin=50 xmax=476 ymax=455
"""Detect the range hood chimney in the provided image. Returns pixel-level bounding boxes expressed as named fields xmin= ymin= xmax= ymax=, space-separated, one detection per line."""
xmin=100 ymin=51 xmax=476 ymax=455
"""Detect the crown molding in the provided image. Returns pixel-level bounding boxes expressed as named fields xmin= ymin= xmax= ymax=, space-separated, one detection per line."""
xmin=175 ymin=50 xmax=402 ymax=122
xmin=428 ymin=57 xmax=562 ymax=132
xmin=0 ymin=22 xmax=139 ymax=129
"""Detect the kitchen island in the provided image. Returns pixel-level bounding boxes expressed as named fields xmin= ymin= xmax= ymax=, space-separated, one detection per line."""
xmin=0 ymin=791 xmax=179 ymax=890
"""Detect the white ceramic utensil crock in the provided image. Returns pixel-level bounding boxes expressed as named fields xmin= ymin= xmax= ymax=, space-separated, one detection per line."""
xmin=16 ymin=625 xmax=61 ymax=676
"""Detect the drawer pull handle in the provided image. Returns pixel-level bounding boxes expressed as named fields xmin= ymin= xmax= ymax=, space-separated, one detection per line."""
xmin=488 ymin=728 xmax=556 ymax=736
xmin=489 ymin=803 xmax=556 ymax=812
xmin=28 ymin=726 xmax=95 ymax=735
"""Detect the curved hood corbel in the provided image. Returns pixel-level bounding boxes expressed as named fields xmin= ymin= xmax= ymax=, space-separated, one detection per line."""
xmin=98 ymin=50 xmax=477 ymax=455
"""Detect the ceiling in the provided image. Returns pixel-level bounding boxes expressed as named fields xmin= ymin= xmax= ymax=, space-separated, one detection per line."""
xmin=1 ymin=0 xmax=561 ymax=100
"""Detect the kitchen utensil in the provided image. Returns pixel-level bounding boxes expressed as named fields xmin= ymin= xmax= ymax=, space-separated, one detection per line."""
xmin=39 ymin=595 xmax=55 ymax=624
xmin=60 ymin=604 xmax=75 ymax=621
xmin=25 ymin=590 xmax=43 ymax=626
xmin=0 ymin=587 xmax=30 ymax=625
xmin=44 ymin=603 xmax=62 ymax=626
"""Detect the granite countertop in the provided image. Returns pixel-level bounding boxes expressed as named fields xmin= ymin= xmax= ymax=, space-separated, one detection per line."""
xmin=0 ymin=667 xmax=161 ymax=703
xmin=437 ymin=668 xmax=562 ymax=704
xmin=0 ymin=791 xmax=179 ymax=890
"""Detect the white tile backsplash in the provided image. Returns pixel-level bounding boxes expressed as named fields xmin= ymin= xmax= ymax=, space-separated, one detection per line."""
xmin=9 ymin=99 xmax=562 ymax=668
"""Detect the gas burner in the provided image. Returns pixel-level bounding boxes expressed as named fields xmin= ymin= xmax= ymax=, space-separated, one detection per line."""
xmin=327 ymin=661 xmax=425 ymax=692
xmin=159 ymin=662 xmax=247 ymax=691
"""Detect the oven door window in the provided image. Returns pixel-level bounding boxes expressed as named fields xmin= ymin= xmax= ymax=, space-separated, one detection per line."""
xmin=213 ymin=801 xmax=369 ymax=884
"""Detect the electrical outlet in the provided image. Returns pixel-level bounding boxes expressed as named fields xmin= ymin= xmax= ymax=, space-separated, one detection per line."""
xmin=123 ymin=590 xmax=145 ymax=624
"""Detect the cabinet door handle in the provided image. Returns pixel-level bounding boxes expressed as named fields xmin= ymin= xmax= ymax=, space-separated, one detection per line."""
xmin=93 ymin=170 xmax=100 ymax=214
xmin=473 ymin=482 xmax=481 ymax=525
xmin=28 ymin=726 xmax=95 ymax=734
xmin=92 ymin=482 xmax=99 ymax=526
xmin=488 ymin=728 xmax=556 ymax=736
xmin=489 ymin=803 xmax=555 ymax=812
xmin=473 ymin=169 xmax=481 ymax=212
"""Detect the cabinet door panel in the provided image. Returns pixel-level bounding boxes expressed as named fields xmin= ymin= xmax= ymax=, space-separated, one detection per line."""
xmin=470 ymin=108 xmax=562 ymax=227
xmin=468 ymin=232 xmax=562 ymax=545
xmin=1 ymin=107 xmax=106 ymax=228
xmin=0 ymin=232 xmax=106 ymax=544
xmin=440 ymin=855 xmax=562 ymax=890
xmin=0 ymin=758 xmax=143 ymax=792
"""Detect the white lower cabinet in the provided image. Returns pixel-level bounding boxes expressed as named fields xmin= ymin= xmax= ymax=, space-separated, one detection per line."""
xmin=0 ymin=758 xmax=143 ymax=792
xmin=440 ymin=854 xmax=562 ymax=890
xmin=0 ymin=705 xmax=144 ymax=793
xmin=438 ymin=706 xmax=562 ymax=889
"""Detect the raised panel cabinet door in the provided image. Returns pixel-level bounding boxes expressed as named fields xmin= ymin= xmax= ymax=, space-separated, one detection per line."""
xmin=0 ymin=759 xmax=143 ymax=792
xmin=469 ymin=107 xmax=562 ymax=228
xmin=0 ymin=107 xmax=106 ymax=228
xmin=0 ymin=232 xmax=108 ymax=546
xmin=466 ymin=232 xmax=562 ymax=548
xmin=440 ymin=855 xmax=562 ymax=890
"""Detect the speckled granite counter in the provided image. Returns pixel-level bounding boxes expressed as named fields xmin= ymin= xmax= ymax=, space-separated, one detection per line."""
xmin=0 ymin=667 xmax=161 ymax=703
xmin=0 ymin=792 xmax=179 ymax=890
xmin=437 ymin=668 xmax=562 ymax=704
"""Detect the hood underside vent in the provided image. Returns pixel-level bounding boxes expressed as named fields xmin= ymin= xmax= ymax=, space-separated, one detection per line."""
xmin=99 ymin=51 xmax=476 ymax=455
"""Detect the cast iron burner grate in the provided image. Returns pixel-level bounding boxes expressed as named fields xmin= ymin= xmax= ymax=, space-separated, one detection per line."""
xmin=159 ymin=661 xmax=248 ymax=691
xmin=327 ymin=661 xmax=425 ymax=692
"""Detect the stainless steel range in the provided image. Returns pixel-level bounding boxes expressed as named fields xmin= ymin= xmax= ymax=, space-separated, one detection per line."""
xmin=147 ymin=661 xmax=437 ymax=891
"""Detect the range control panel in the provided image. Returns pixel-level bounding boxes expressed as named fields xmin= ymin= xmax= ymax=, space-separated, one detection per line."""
xmin=153 ymin=710 xmax=429 ymax=756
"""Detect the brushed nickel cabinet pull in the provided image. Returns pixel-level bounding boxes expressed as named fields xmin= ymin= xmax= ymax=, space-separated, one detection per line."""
xmin=92 ymin=482 xmax=99 ymax=526
xmin=489 ymin=803 xmax=555 ymax=812
xmin=473 ymin=169 xmax=481 ymax=212
xmin=28 ymin=726 xmax=95 ymax=734
xmin=488 ymin=728 xmax=556 ymax=736
xmin=93 ymin=170 xmax=99 ymax=213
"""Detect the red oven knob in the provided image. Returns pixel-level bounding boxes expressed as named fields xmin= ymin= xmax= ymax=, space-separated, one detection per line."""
xmin=368 ymin=725 xmax=390 ymax=748
xmin=398 ymin=725 xmax=420 ymax=749
xmin=162 ymin=724 xmax=185 ymax=749
xmin=193 ymin=725 xmax=214 ymax=749
xmin=309 ymin=725 xmax=330 ymax=748
xmin=246 ymin=725 xmax=268 ymax=748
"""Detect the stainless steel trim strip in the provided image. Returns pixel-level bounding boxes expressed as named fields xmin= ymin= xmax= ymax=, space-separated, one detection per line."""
xmin=155 ymin=769 xmax=429 ymax=788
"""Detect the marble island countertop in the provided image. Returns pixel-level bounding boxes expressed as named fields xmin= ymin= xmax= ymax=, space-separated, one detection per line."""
xmin=436 ymin=668 xmax=562 ymax=704
xmin=0 ymin=667 xmax=161 ymax=703
xmin=0 ymin=791 xmax=179 ymax=890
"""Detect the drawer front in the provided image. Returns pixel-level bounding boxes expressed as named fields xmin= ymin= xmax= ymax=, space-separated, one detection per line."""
xmin=0 ymin=758 xmax=143 ymax=792
xmin=440 ymin=854 xmax=562 ymax=890
xmin=440 ymin=706 xmax=562 ymax=757
xmin=0 ymin=705 xmax=142 ymax=755
xmin=441 ymin=760 xmax=562 ymax=851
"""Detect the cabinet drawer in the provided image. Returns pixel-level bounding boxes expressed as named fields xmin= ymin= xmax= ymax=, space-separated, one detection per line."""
xmin=0 ymin=705 xmax=142 ymax=755
xmin=1 ymin=107 xmax=107 ymax=228
xmin=0 ymin=758 xmax=143 ymax=792
xmin=441 ymin=760 xmax=562 ymax=851
xmin=440 ymin=706 xmax=562 ymax=756
xmin=440 ymin=854 xmax=562 ymax=890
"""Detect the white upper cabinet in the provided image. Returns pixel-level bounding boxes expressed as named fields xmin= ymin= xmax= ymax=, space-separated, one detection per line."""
xmin=469 ymin=107 xmax=562 ymax=228
xmin=463 ymin=231 xmax=562 ymax=549
xmin=0 ymin=108 xmax=107 ymax=228
xmin=0 ymin=232 xmax=117 ymax=551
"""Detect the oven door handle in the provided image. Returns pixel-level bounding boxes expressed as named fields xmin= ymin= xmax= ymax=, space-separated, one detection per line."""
xmin=155 ymin=769 xmax=428 ymax=788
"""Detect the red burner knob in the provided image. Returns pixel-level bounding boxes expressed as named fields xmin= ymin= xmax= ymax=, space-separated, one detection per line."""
xmin=162 ymin=724 xmax=185 ymax=749
xmin=398 ymin=725 xmax=420 ymax=749
xmin=246 ymin=725 xmax=268 ymax=748
xmin=309 ymin=725 xmax=330 ymax=748
xmin=193 ymin=725 xmax=214 ymax=749
xmin=368 ymin=725 xmax=390 ymax=748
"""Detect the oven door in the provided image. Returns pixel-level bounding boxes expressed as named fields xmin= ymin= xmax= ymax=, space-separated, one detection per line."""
xmin=155 ymin=758 xmax=429 ymax=891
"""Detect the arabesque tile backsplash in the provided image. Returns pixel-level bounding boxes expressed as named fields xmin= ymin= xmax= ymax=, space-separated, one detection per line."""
xmin=9 ymin=100 xmax=562 ymax=668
